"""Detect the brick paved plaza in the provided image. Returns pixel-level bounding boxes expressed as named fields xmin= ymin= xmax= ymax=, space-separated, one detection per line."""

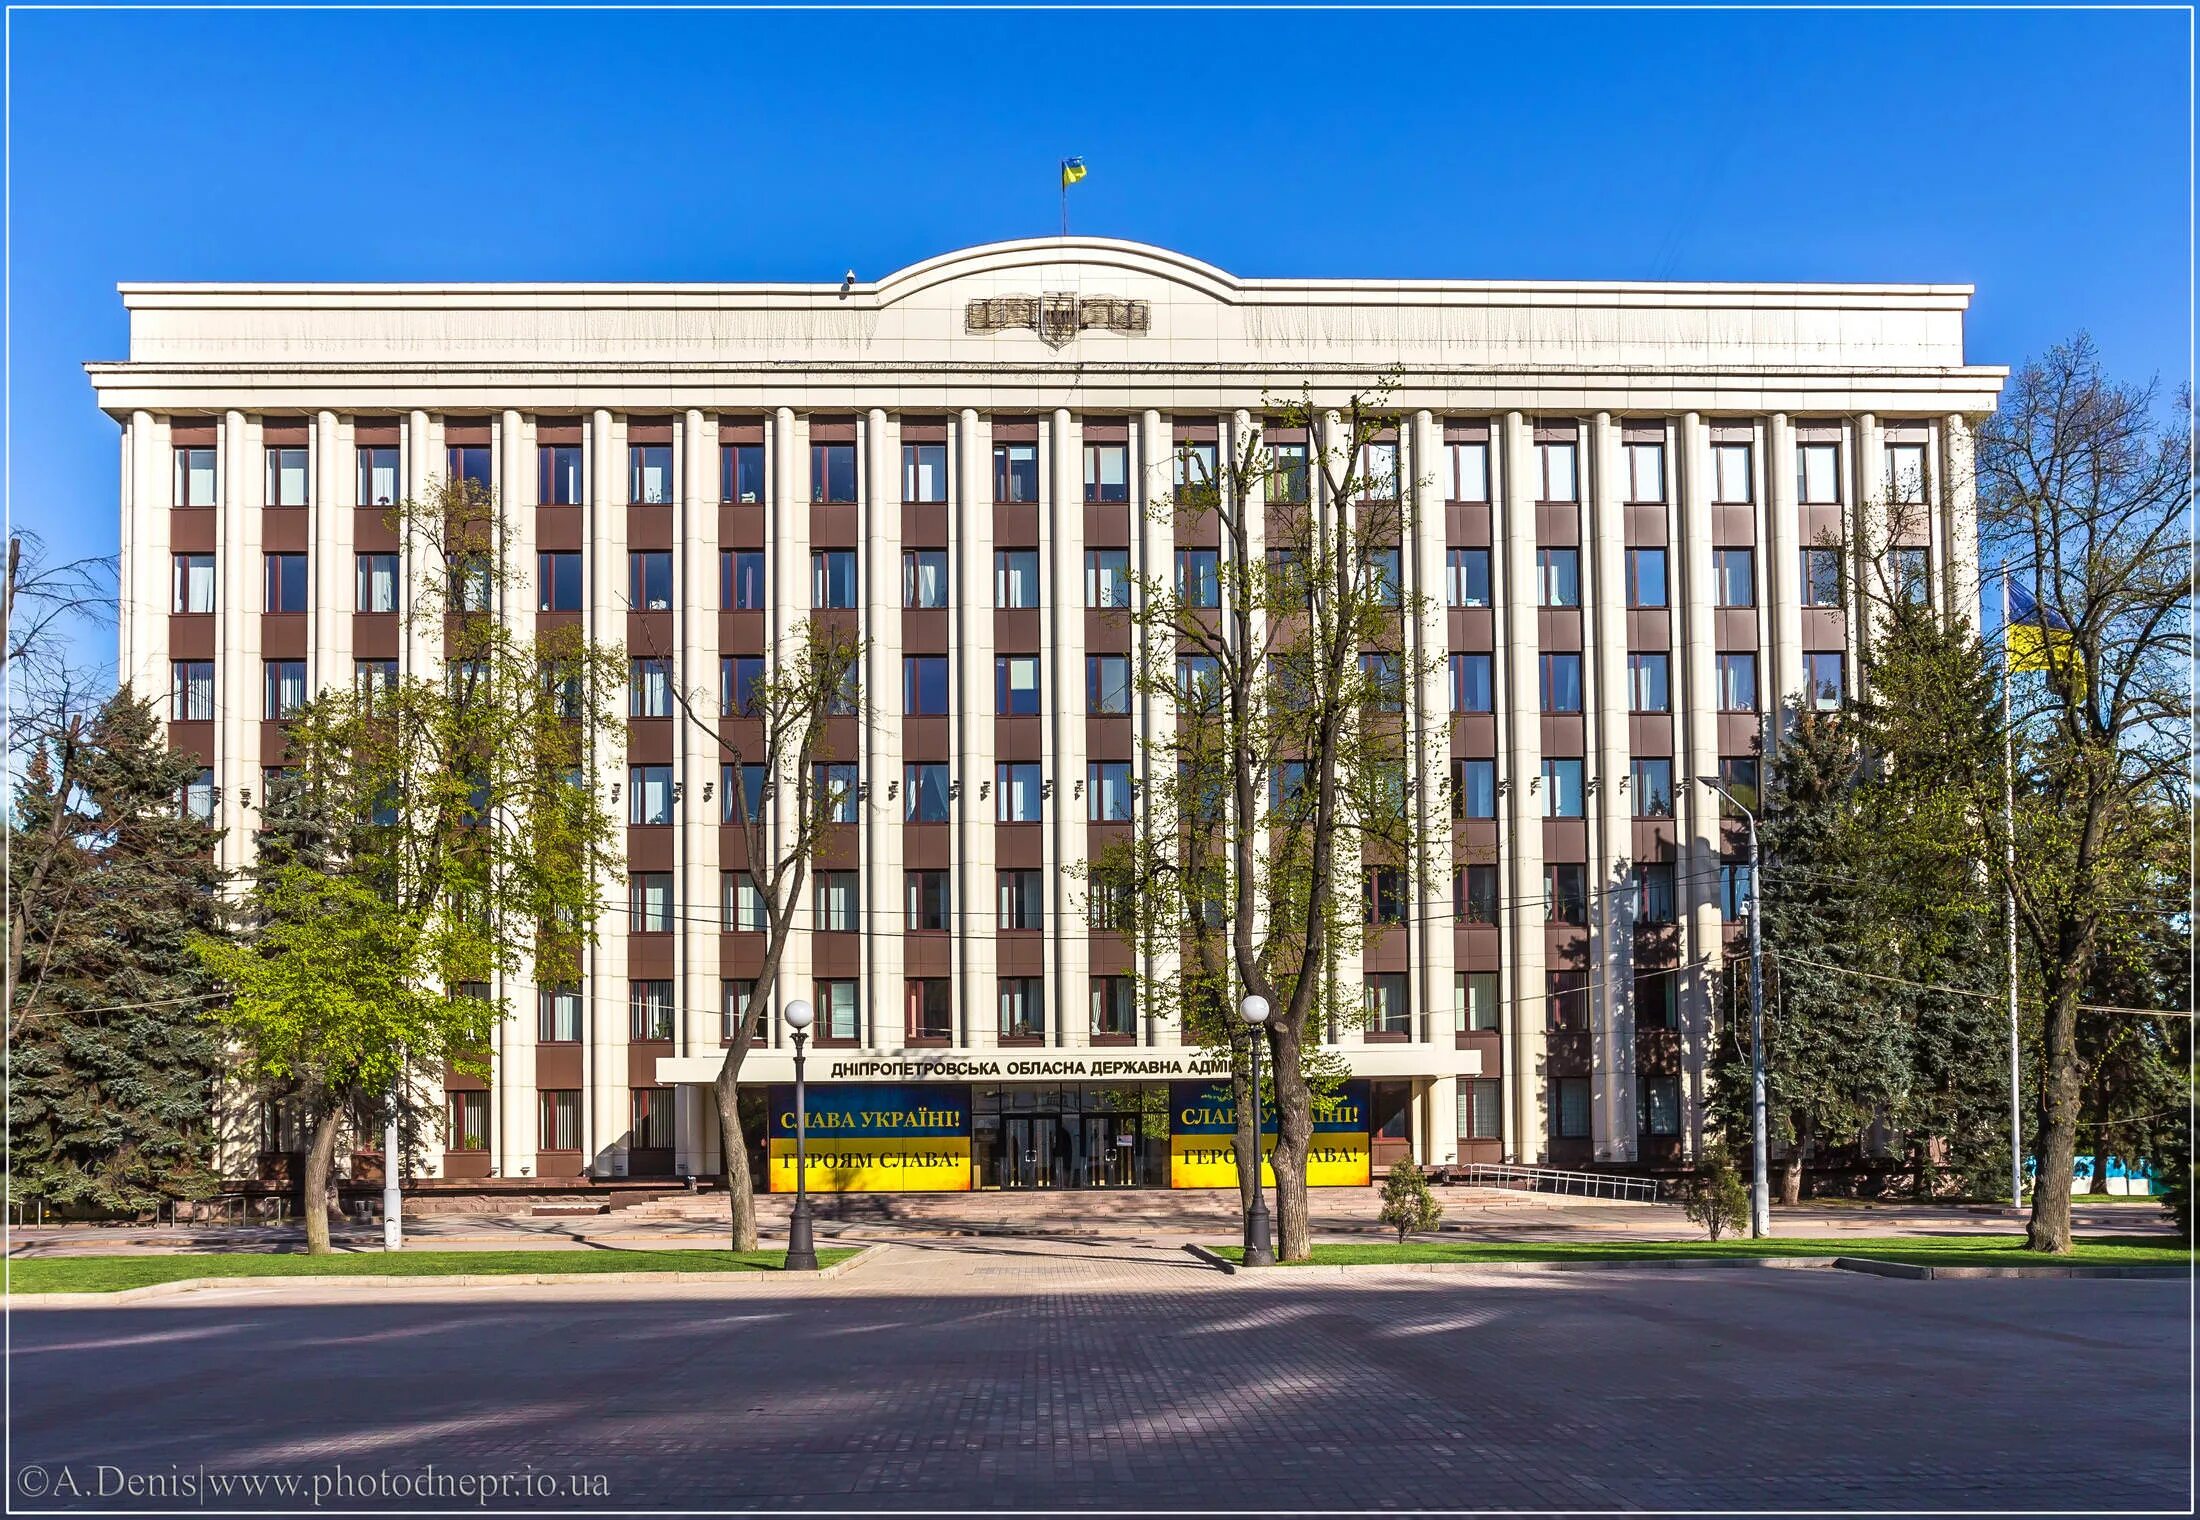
xmin=10 ymin=1232 xmax=2188 ymax=1511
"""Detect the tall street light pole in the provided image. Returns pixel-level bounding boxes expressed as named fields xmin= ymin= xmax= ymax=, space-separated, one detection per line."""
xmin=1698 ymin=777 xmax=1770 ymax=1239
xmin=1239 ymin=994 xmax=1275 ymax=1267
xmin=781 ymin=998 xmax=819 ymax=1271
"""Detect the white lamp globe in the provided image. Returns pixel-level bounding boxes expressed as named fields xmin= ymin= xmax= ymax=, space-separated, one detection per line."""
xmin=783 ymin=999 xmax=814 ymax=1031
xmin=1240 ymin=993 xmax=1271 ymax=1026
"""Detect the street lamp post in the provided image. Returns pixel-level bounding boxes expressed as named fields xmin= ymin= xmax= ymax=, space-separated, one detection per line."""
xmin=1239 ymin=994 xmax=1275 ymax=1267
xmin=781 ymin=998 xmax=819 ymax=1271
xmin=1698 ymin=777 xmax=1770 ymax=1239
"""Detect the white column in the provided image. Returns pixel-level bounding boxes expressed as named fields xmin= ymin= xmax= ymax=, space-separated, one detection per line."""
xmin=1049 ymin=409 xmax=1089 ymax=1049
xmin=1676 ymin=413 xmax=1722 ymax=1155
xmin=1588 ymin=413 xmax=1635 ymax=1162
xmin=1408 ymin=411 xmax=1454 ymax=1056
xmin=124 ymin=413 xmax=166 ymax=698
xmin=1851 ymin=413 xmax=1883 ymax=668
xmin=678 ymin=410 xmax=720 ymax=1171
xmin=1497 ymin=412 xmax=1546 ymax=1159
xmin=1942 ymin=413 xmax=1980 ymax=626
xmin=217 ymin=411 xmax=260 ymax=882
xmin=1766 ymin=413 xmax=1804 ymax=724
xmin=313 ymin=412 xmax=353 ymax=685
xmin=864 ymin=409 xmax=903 ymax=1049
xmin=402 ymin=411 xmax=438 ymax=681
xmin=957 ymin=410 xmax=998 ymax=1048
xmin=1136 ymin=409 xmax=1177 ymax=1048
xmin=770 ymin=408 xmax=813 ymax=1038
xmin=588 ymin=408 xmax=630 ymax=1176
xmin=495 ymin=409 xmax=537 ymax=1181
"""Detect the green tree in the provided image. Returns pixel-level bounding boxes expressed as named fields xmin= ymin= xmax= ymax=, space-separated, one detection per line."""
xmin=1684 ymin=1140 xmax=1750 ymax=1241
xmin=1378 ymin=1151 xmax=1444 ymax=1243
xmin=8 ymin=688 xmax=227 ymax=1213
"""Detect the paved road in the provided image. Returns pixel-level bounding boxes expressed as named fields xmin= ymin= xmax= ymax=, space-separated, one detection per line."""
xmin=11 ymin=1235 xmax=2188 ymax=1511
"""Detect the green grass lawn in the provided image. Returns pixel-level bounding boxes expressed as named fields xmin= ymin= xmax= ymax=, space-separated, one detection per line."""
xmin=1213 ymin=1235 xmax=2189 ymax=1270
xmin=8 ymin=1247 xmax=857 ymax=1295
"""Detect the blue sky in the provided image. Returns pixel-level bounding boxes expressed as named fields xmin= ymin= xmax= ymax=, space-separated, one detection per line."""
xmin=8 ymin=5 xmax=2190 ymax=668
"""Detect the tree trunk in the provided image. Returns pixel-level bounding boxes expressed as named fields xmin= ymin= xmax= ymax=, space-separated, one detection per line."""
xmin=301 ymin=1104 xmax=343 ymax=1256
xmin=2089 ymin=1139 xmax=2112 ymax=1196
xmin=713 ymin=1064 xmax=759 ymax=1252
xmin=1268 ymin=1022 xmax=1314 ymax=1261
xmin=2026 ymin=968 xmax=2084 ymax=1253
xmin=1780 ymin=1115 xmax=1809 ymax=1208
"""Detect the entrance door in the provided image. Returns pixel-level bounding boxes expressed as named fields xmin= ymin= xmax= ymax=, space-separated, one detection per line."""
xmin=1083 ymin=1116 xmax=1138 ymax=1186
xmin=1004 ymin=1115 xmax=1056 ymax=1188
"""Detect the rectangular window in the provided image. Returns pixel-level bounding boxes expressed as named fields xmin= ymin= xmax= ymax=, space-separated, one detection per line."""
xmin=721 ymin=655 xmax=763 ymax=716
xmin=265 ymin=447 xmax=309 ymax=508
xmin=1446 ymin=548 xmax=1492 ymax=608
xmin=811 ymin=442 xmax=857 ymax=505
xmin=1886 ymin=443 xmax=1928 ymax=504
xmin=1084 ymin=548 xmax=1131 ymax=609
xmin=539 ymin=444 xmax=582 ymax=505
xmin=630 ymin=658 xmax=672 ymax=718
xmin=905 ymin=763 xmax=950 ymax=823
xmin=175 ymin=446 xmax=217 ymax=508
xmin=724 ymin=979 xmax=762 ymax=1044
xmin=629 ymin=551 xmax=673 ymax=611
xmin=995 ymin=550 xmax=1041 ymax=609
xmin=1714 ymin=548 xmax=1755 ymax=608
xmin=816 ymin=762 xmax=859 ymax=824
xmin=448 ymin=445 xmax=492 ymax=492
xmin=1463 ymin=1079 xmax=1502 ymax=1139
xmin=1719 ymin=863 xmax=1754 ymax=922
xmin=811 ymin=549 xmax=857 ymax=608
xmin=902 ymin=442 xmax=948 ymax=504
xmin=1626 ymin=441 xmax=1665 ymax=503
xmin=1546 ymin=971 xmax=1590 ymax=1032
xmin=722 ymin=762 xmax=766 ymax=824
xmin=1450 ymin=441 xmax=1490 ymax=502
xmin=1634 ymin=862 xmax=1677 ymax=923
xmin=1464 ymin=972 xmax=1500 ymax=1034
xmin=537 ymin=551 xmax=582 ymax=612
xmin=1365 ymin=867 xmax=1407 ymax=926
xmin=1456 ymin=758 xmax=1496 ymax=820
xmin=999 ymin=977 xmax=1045 ymax=1040
xmin=998 ymin=869 xmax=1043 ymax=931
xmin=356 ymin=553 xmax=398 ymax=614
xmin=540 ymin=1091 xmax=581 ymax=1152
xmin=1358 ymin=440 xmax=1398 ymax=498
xmin=1270 ymin=441 xmax=1309 ymax=504
xmin=1536 ymin=548 xmax=1581 ymax=608
xmin=814 ymin=871 xmax=857 ymax=933
xmin=1449 ymin=653 xmax=1493 ymax=713
xmin=1363 ymin=548 xmax=1402 ymax=607
xmin=629 ymin=764 xmax=674 ymax=825
xmin=1798 ymin=442 xmax=1840 ymax=504
xmin=1459 ymin=864 xmax=1498 ymax=924
xmin=1626 ymin=547 xmax=1668 ymax=609
xmin=1359 ymin=652 xmax=1403 ymax=712
xmin=721 ymin=443 xmax=765 ymax=505
xmin=173 ymin=554 xmax=216 ymax=614
xmin=906 ymin=978 xmax=952 ymax=1041
xmin=1088 ymin=761 xmax=1134 ymax=822
xmin=264 ymin=553 xmax=308 ymax=613
xmin=1802 ymin=547 xmax=1843 ymax=607
xmin=172 ymin=660 xmax=214 ymax=722
xmin=629 ymin=875 xmax=674 ymax=935
xmin=1175 ymin=548 xmax=1220 ymax=608
xmin=452 ymin=556 xmax=494 ymax=614
xmin=1541 ymin=758 xmax=1584 ymax=819
xmin=724 ymin=872 xmax=767 ymax=933
xmin=357 ymin=446 xmax=399 ymax=508
xmin=1174 ymin=440 xmax=1218 ymax=490
xmin=538 ymin=985 xmax=583 ymax=1043
xmin=1806 ymin=651 xmax=1846 ymax=711
xmin=629 ymin=979 xmax=675 ymax=1040
xmin=1716 ymin=653 xmax=1757 ymax=712
xmin=1894 ymin=546 xmax=1931 ymax=605
xmin=1628 ymin=652 xmax=1671 ymax=713
xmin=1086 ymin=654 xmax=1131 ymax=716
xmin=1554 ymin=1077 xmax=1592 ymax=1138
xmin=264 ymin=660 xmax=306 ymax=720
xmin=994 ymin=442 xmax=1039 ymax=503
xmin=631 ymin=1088 xmax=675 ymax=1148
xmin=1635 ymin=972 xmax=1677 ymax=1030
xmin=1713 ymin=442 xmax=1754 ymax=504
xmin=902 ymin=655 xmax=948 ymax=716
xmin=996 ymin=654 xmax=1041 ymax=716
xmin=1545 ymin=863 xmax=1587 ymax=924
xmin=996 ymin=762 xmax=1042 ymax=822
xmin=1365 ymin=973 xmax=1410 ymax=1036
xmin=906 ymin=870 xmax=950 ymax=932
xmin=1083 ymin=442 xmax=1129 ymax=503
xmin=1719 ymin=755 xmax=1761 ymax=816
xmin=1091 ymin=976 xmax=1136 ymax=1038
xmin=1641 ymin=1077 xmax=1681 ymax=1137
xmin=721 ymin=550 xmax=765 ymax=611
xmin=1539 ymin=652 xmax=1583 ymax=713
xmin=181 ymin=767 xmax=216 ymax=823
xmin=1538 ymin=441 xmax=1578 ymax=503
xmin=902 ymin=549 xmax=947 ymax=610
xmin=1631 ymin=758 xmax=1674 ymax=818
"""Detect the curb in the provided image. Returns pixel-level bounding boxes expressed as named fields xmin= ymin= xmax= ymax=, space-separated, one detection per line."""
xmin=1179 ymin=1247 xmax=2190 ymax=1282
xmin=7 ymin=1243 xmax=885 ymax=1306
xmin=1831 ymin=1255 xmax=2188 ymax=1281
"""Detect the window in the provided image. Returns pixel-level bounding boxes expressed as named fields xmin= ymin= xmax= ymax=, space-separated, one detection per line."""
xmin=996 ymin=654 xmax=1040 ymax=716
xmin=1536 ymin=548 xmax=1581 ymax=608
xmin=537 ymin=551 xmax=582 ymax=612
xmin=1174 ymin=439 xmax=1218 ymax=490
xmin=1450 ymin=653 xmax=1493 ymax=713
xmin=1087 ymin=654 xmax=1131 ymax=716
xmin=998 ymin=869 xmax=1043 ymax=931
xmin=999 ymin=977 xmax=1045 ymax=1040
xmin=1716 ymin=653 xmax=1757 ymax=712
xmin=1091 ymin=976 xmax=1136 ymax=1038
xmin=539 ymin=1090 xmax=581 ymax=1151
xmin=720 ymin=656 xmax=763 ymax=717
xmin=624 ymin=444 xmax=672 ymax=505
xmin=1628 ymin=652 xmax=1670 ymax=713
xmin=175 ymin=446 xmax=217 ymax=507
xmin=1719 ymin=755 xmax=1761 ymax=816
xmin=1456 ymin=758 xmax=1496 ymax=820
xmin=1719 ymin=863 xmax=1754 ymax=922
xmin=893 ymin=654 xmax=945 ymax=717
xmin=1553 ymin=1077 xmax=1592 ymax=1139
xmin=630 ymin=658 xmax=672 ymax=718
xmin=1271 ymin=441 xmax=1310 ymax=503
xmin=1084 ymin=548 xmax=1131 ymax=609
xmin=1635 ymin=972 xmax=1678 ymax=1030
xmin=264 ymin=660 xmax=306 ymax=720
xmin=721 ymin=443 xmax=765 ymax=505
xmin=1886 ymin=443 xmax=1928 ymax=504
xmin=1089 ymin=761 xmax=1133 ymax=822
xmin=1547 ymin=970 xmax=1590 ymax=1030
xmin=627 ymin=551 xmax=672 ymax=611
xmin=1539 ymin=652 xmax=1583 ymax=713
xmin=816 ymin=763 xmax=859 ymax=824
xmin=1090 ymin=877 xmax=1133 ymax=933
xmin=1363 ymin=547 xmax=1402 ymax=606
xmin=1083 ymin=442 xmax=1129 ymax=503
xmin=820 ymin=980 xmax=864 ymax=1042
xmin=1802 ymin=547 xmax=1843 ymax=607
xmin=264 ymin=553 xmax=308 ymax=613
xmin=1634 ymin=862 xmax=1677 ymax=923
xmin=1641 ymin=1077 xmax=1681 ymax=1137
xmin=538 ymin=443 xmax=582 ymax=505
xmin=1545 ymin=863 xmax=1587 ymax=924
xmin=1365 ymin=973 xmax=1410 ymax=1036
xmin=902 ymin=549 xmax=947 ymax=610
xmin=356 ymin=553 xmax=398 ymax=614
xmin=538 ymin=985 xmax=583 ymax=1043
xmin=811 ymin=442 xmax=857 ymax=504
xmin=1538 ymin=440 xmax=1578 ymax=502
xmin=439 ymin=1090 xmax=487 ymax=1152
xmin=993 ymin=441 xmax=1038 ymax=503
xmin=721 ymin=550 xmax=765 ymax=611
xmin=1713 ymin=548 xmax=1755 ymax=608
xmin=1798 ymin=442 xmax=1840 ymax=504
xmin=1806 ymin=651 xmax=1845 ymax=711
xmin=724 ymin=873 xmax=767 ymax=933
xmin=995 ymin=550 xmax=1040 ymax=609
xmin=630 ymin=875 xmax=674 ymax=935
xmin=1626 ymin=441 xmax=1665 ymax=502
xmin=811 ymin=549 xmax=857 ymax=608
xmin=1458 ymin=865 xmax=1498 ymax=924
xmin=724 ymin=980 xmax=762 ymax=1043
xmin=1446 ymin=548 xmax=1491 ymax=608
xmin=722 ymin=762 xmax=766 ymax=823
xmin=631 ymin=1089 xmax=675 ymax=1148
xmin=906 ymin=870 xmax=949 ymax=932
xmin=907 ymin=979 xmax=952 ymax=1041
xmin=902 ymin=441 xmax=948 ymax=503
xmin=181 ymin=767 xmax=215 ymax=823
xmin=1358 ymin=441 xmax=1398 ymax=498
xmin=448 ymin=445 xmax=492 ymax=492
xmin=628 ymin=764 xmax=674 ymax=826
xmin=1366 ymin=867 xmax=1407 ymax=925
xmin=1271 ymin=761 xmax=1307 ymax=813
xmin=1626 ymin=547 xmax=1668 ymax=609
xmin=1894 ymin=546 xmax=1931 ymax=605
xmin=630 ymin=980 xmax=675 ymax=1040
xmin=1541 ymin=758 xmax=1584 ymax=819
xmin=1713 ymin=442 xmax=1754 ymax=504
xmin=357 ymin=445 xmax=399 ymax=508
xmin=1449 ymin=441 xmax=1490 ymax=502
xmin=1360 ymin=652 xmax=1403 ymax=711
xmin=265 ymin=447 xmax=309 ymax=507
xmin=173 ymin=554 xmax=216 ymax=614
xmin=997 ymin=762 xmax=1042 ymax=822
xmin=1461 ymin=1079 xmax=1502 ymax=1139
xmin=1175 ymin=548 xmax=1219 ymax=608
xmin=172 ymin=661 xmax=214 ymax=722
xmin=905 ymin=763 xmax=950 ymax=822
xmin=453 ymin=556 xmax=495 ymax=613
xmin=1631 ymin=758 xmax=1674 ymax=818
xmin=815 ymin=872 xmax=857 ymax=933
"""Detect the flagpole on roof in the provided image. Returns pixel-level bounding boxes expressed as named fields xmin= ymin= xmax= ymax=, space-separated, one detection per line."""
xmin=2001 ymin=563 xmax=2023 ymax=1211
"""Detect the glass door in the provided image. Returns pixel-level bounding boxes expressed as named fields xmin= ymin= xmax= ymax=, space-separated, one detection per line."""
xmin=1004 ymin=1116 xmax=1056 ymax=1188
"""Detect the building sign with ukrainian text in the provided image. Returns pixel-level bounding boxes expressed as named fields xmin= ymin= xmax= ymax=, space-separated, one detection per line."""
xmin=766 ymin=1083 xmax=973 ymax=1193
xmin=1167 ymin=1079 xmax=1372 ymax=1188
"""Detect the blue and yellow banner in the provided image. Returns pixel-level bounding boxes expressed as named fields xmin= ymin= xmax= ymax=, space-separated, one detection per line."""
xmin=2006 ymin=580 xmax=2086 ymax=695
xmin=766 ymin=1083 xmax=973 ymax=1193
xmin=1167 ymin=1079 xmax=1371 ymax=1188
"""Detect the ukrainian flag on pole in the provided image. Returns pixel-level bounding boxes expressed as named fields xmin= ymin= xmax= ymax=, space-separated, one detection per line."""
xmin=2006 ymin=578 xmax=2086 ymax=694
xmin=1061 ymin=156 xmax=1088 ymax=188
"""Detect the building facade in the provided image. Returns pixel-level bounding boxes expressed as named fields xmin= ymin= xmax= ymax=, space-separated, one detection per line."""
xmin=91 ymin=237 xmax=2005 ymax=1192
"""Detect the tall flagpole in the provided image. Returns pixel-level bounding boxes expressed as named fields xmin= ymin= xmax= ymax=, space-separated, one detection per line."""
xmin=2002 ymin=565 xmax=2023 ymax=1210
xmin=1060 ymin=161 xmax=1068 ymax=236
